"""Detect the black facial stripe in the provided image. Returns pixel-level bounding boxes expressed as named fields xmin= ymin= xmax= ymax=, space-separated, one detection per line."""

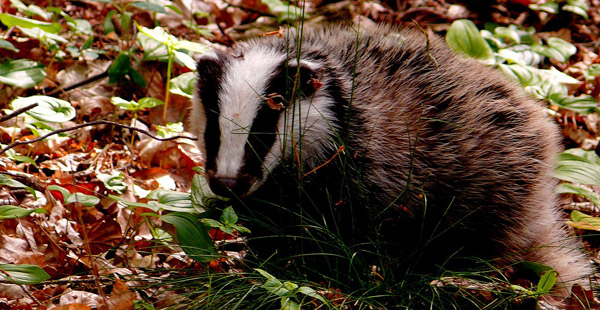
xmin=196 ymin=53 xmax=227 ymax=171
xmin=241 ymin=62 xmax=289 ymax=177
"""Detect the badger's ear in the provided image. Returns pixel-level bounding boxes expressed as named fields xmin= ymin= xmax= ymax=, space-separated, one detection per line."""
xmin=195 ymin=53 xmax=226 ymax=87
xmin=286 ymin=59 xmax=322 ymax=98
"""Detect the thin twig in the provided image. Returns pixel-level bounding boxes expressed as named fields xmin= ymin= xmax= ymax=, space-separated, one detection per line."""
xmin=0 ymin=120 xmax=197 ymax=156
xmin=0 ymin=103 xmax=39 ymax=123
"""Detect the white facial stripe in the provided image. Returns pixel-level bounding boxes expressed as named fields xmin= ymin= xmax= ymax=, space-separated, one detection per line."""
xmin=215 ymin=47 xmax=285 ymax=178
xmin=259 ymin=93 xmax=338 ymax=190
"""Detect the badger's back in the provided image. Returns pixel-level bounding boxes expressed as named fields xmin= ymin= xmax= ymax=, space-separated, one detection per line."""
xmin=191 ymin=25 xmax=591 ymax=293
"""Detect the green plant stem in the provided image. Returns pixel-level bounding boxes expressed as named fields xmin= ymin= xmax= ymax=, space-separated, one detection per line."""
xmin=163 ymin=46 xmax=174 ymax=122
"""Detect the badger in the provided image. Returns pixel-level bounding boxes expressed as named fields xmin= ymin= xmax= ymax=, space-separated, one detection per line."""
xmin=189 ymin=24 xmax=591 ymax=294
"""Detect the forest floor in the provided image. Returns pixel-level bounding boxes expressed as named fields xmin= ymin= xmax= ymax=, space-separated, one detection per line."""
xmin=1 ymin=0 xmax=600 ymax=309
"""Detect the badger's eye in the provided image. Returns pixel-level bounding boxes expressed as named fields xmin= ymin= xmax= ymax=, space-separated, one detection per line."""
xmin=265 ymin=93 xmax=286 ymax=111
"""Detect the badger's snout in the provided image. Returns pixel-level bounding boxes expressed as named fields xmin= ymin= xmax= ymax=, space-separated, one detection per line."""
xmin=206 ymin=171 xmax=254 ymax=197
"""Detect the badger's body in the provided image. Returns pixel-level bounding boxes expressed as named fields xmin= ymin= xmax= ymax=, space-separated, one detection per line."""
xmin=190 ymin=25 xmax=591 ymax=292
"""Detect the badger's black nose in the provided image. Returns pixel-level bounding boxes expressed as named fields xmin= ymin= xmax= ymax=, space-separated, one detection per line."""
xmin=208 ymin=176 xmax=251 ymax=197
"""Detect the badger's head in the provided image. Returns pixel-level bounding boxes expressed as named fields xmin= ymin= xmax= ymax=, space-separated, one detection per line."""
xmin=190 ymin=43 xmax=340 ymax=198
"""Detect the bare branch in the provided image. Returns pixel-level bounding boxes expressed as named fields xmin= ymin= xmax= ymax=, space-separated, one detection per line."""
xmin=0 ymin=120 xmax=197 ymax=156
xmin=0 ymin=103 xmax=39 ymax=123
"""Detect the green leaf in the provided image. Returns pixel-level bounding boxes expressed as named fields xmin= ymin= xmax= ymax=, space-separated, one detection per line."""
xmin=155 ymin=122 xmax=183 ymax=138
xmin=0 ymin=39 xmax=19 ymax=52
xmin=161 ymin=212 xmax=218 ymax=263
xmin=47 ymin=184 xmax=71 ymax=200
xmin=493 ymin=26 xmax=521 ymax=44
xmin=0 ymin=174 xmax=27 ymax=188
xmin=563 ymin=4 xmax=588 ymax=18
xmin=536 ymin=270 xmax=557 ymax=295
xmin=103 ymin=10 xmax=118 ymax=34
xmin=220 ymin=206 xmax=238 ymax=226
xmin=261 ymin=0 xmax=305 ymax=21
xmin=97 ymin=172 xmax=127 ymax=194
xmin=584 ymin=64 xmax=600 ymax=81
xmin=546 ymin=38 xmax=576 ymax=61
xmin=130 ymin=1 xmax=167 ymax=13
xmin=138 ymin=97 xmax=164 ymax=109
xmin=529 ymin=2 xmax=559 ymax=14
xmin=146 ymin=189 xmax=194 ymax=211
xmin=0 ymin=264 xmax=50 ymax=284
xmin=65 ymin=192 xmax=100 ymax=207
xmin=0 ymin=59 xmax=46 ymax=88
xmin=556 ymin=183 xmax=600 ymax=206
xmin=555 ymin=149 xmax=600 ymax=186
xmin=173 ymin=50 xmax=196 ymax=70
xmin=11 ymin=96 xmax=75 ymax=123
xmin=108 ymin=52 xmax=132 ymax=84
xmin=281 ymin=298 xmax=300 ymax=310
xmin=297 ymin=286 xmax=326 ymax=303
xmin=0 ymin=13 xmax=61 ymax=33
xmin=256 ymin=268 xmax=292 ymax=297
xmin=232 ymin=224 xmax=251 ymax=234
xmin=446 ymin=19 xmax=493 ymax=60
xmin=68 ymin=19 xmax=94 ymax=36
xmin=190 ymin=173 xmax=220 ymax=212
xmin=201 ymin=218 xmax=221 ymax=228
xmin=497 ymin=64 xmax=542 ymax=86
xmin=169 ymin=72 xmax=195 ymax=98
xmin=0 ymin=205 xmax=41 ymax=219
xmin=568 ymin=210 xmax=600 ymax=231
xmin=548 ymin=94 xmax=598 ymax=114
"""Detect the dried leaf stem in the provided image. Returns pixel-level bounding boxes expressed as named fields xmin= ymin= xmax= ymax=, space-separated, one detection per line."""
xmin=0 ymin=120 xmax=197 ymax=156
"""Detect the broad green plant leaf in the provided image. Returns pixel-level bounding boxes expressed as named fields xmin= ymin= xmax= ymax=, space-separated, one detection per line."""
xmin=0 ymin=13 xmax=61 ymax=33
xmin=532 ymin=38 xmax=576 ymax=63
xmin=536 ymin=270 xmax=557 ymax=295
xmin=0 ymin=59 xmax=46 ymax=88
xmin=97 ymin=172 xmax=127 ymax=194
xmin=111 ymin=97 xmax=163 ymax=111
xmin=169 ymin=72 xmax=195 ymax=98
xmin=155 ymin=122 xmax=183 ymax=138
xmin=107 ymin=52 xmax=147 ymax=87
xmin=137 ymin=97 xmax=164 ymax=109
xmin=146 ymin=189 xmax=195 ymax=212
xmin=0 ymin=264 xmax=50 ymax=284
xmin=18 ymin=26 xmax=67 ymax=49
xmin=446 ymin=19 xmax=493 ymax=60
xmin=563 ymin=0 xmax=589 ymax=18
xmin=568 ymin=210 xmax=600 ymax=231
xmin=0 ymin=173 xmax=35 ymax=196
xmin=256 ymin=268 xmax=326 ymax=308
xmin=190 ymin=172 xmax=221 ymax=212
xmin=161 ymin=212 xmax=218 ymax=263
xmin=11 ymin=96 xmax=75 ymax=123
xmin=64 ymin=192 xmax=100 ymax=206
xmin=556 ymin=183 xmax=600 ymax=206
xmin=9 ymin=0 xmax=53 ymax=20
xmin=130 ymin=1 xmax=167 ymax=13
xmin=584 ymin=64 xmax=600 ymax=81
xmin=0 ymin=205 xmax=45 ymax=219
xmin=262 ymin=0 xmax=306 ymax=22
xmin=529 ymin=2 xmax=560 ymax=14
xmin=0 ymin=39 xmax=19 ymax=52
xmin=548 ymin=94 xmax=599 ymax=114
xmin=555 ymin=149 xmax=600 ymax=186
xmin=136 ymin=25 xmax=208 ymax=69
xmin=48 ymin=185 xmax=99 ymax=207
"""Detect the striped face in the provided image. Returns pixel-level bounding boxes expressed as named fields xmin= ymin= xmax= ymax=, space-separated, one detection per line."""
xmin=191 ymin=45 xmax=336 ymax=197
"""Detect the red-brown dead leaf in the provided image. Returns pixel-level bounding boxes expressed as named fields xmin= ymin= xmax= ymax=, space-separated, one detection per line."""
xmin=86 ymin=217 xmax=123 ymax=255
xmin=565 ymin=284 xmax=600 ymax=310
xmin=105 ymin=278 xmax=136 ymax=310
xmin=53 ymin=304 xmax=92 ymax=310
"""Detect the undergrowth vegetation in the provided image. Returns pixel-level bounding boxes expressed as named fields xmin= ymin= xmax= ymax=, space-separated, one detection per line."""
xmin=0 ymin=0 xmax=599 ymax=309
